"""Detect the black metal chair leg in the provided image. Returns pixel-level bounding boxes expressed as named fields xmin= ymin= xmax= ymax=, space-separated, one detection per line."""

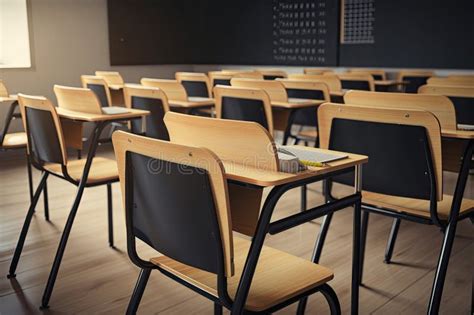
xmin=359 ymin=211 xmax=369 ymax=284
xmin=77 ymin=149 xmax=82 ymax=160
xmin=8 ymin=172 xmax=49 ymax=278
xmin=126 ymin=268 xmax=152 ymax=315
xmin=427 ymin=221 xmax=458 ymax=314
xmin=297 ymin=283 xmax=341 ymax=315
xmin=43 ymin=176 xmax=50 ymax=221
xmin=214 ymin=303 xmax=223 ymax=315
xmin=297 ymin=212 xmax=334 ymax=312
xmin=320 ymin=284 xmax=342 ymax=315
xmin=384 ymin=218 xmax=401 ymax=264
xmin=41 ymin=181 xmax=87 ymax=309
xmin=312 ymin=213 xmax=334 ymax=263
xmin=351 ymin=199 xmax=362 ymax=315
xmin=26 ymin=155 xmax=34 ymax=203
xmin=300 ymin=185 xmax=307 ymax=212
xmin=107 ymin=183 xmax=114 ymax=247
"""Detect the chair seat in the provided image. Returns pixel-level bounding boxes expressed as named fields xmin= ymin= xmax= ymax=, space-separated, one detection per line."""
xmin=362 ymin=191 xmax=474 ymax=220
xmin=44 ymin=157 xmax=118 ymax=185
xmin=1 ymin=132 xmax=27 ymax=149
xmin=151 ymin=237 xmax=333 ymax=312
xmin=297 ymin=129 xmax=318 ymax=140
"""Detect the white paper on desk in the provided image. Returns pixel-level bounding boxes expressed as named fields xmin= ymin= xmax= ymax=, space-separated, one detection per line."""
xmin=102 ymin=106 xmax=130 ymax=115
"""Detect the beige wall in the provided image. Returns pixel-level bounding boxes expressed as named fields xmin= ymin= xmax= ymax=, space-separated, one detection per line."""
xmin=0 ymin=0 xmax=191 ymax=132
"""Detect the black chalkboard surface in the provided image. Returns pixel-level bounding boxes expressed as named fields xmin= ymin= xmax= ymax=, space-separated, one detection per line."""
xmin=107 ymin=0 xmax=339 ymax=66
xmin=339 ymin=0 xmax=474 ymax=69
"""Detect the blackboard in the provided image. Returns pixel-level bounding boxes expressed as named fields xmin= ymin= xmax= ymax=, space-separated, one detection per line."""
xmin=108 ymin=0 xmax=474 ymax=69
xmin=339 ymin=0 xmax=474 ymax=69
xmin=107 ymin=0 xmax=340 ymax=66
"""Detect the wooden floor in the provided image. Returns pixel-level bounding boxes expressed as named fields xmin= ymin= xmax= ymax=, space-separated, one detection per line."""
xmin=0 ymin=147 xmax=472 ymax=314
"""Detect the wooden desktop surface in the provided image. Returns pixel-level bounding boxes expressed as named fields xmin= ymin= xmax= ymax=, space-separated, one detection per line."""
xmin=271 ymin=99 xmax=324 ymax=109
xmin=222 ymin=146 xmax=367 ymax=187
xmin=168 ymin=98 xmax=215 ymax=108
xmin=441 ymin=129 xmax=474 ymax=139
xmin=56 ymin=107 xmax=149 ymax=122
xmin=374 ymin=80 xmax=409 ymax=86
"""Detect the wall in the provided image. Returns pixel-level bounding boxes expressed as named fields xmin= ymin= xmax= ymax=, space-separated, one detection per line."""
xmin=0 ymin=0 xmax=192 ymax=133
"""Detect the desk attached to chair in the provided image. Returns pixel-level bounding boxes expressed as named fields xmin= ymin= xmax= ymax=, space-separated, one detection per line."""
xmin=164 ymin=112 xmax=368 ymax=314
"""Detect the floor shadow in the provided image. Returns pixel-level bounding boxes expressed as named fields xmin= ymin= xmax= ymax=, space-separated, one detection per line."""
xmin=387 ymin=261 xmax=432 ymax=270
xmin=7 ymin=277 xmax=37 ymax=314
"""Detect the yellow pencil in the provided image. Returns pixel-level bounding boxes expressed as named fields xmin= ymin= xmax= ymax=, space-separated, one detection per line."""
xmin=300 ymin=160 xmax=327 ymax=167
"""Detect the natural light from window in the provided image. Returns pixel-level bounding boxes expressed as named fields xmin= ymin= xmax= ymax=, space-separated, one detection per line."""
xmin=0 ymin=0 xmax=31 ymax=68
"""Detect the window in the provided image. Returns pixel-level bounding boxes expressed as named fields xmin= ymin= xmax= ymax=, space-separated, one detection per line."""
xmin=0 ymin=0 xmax=31 ymax=68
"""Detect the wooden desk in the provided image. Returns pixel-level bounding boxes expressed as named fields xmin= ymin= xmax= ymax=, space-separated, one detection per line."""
xmin=56 ymin=108 xmax=148 ymax=122
xmin=41 ymin=107 xmax=149 ymax=307
xmin=222 ymin=148 xmax=367 ymax=186
xmin=168 ymin=97 xmax=215 ymax=114
xmin=374 ymin=80 xmax=409 ymax=92
xmin=441 ymin=129 xmax=474 ymax=173
xmin=220 ymin=145 xmax=367 ymax=314
xmin=271 ymin=99 xmax=324 ymax=144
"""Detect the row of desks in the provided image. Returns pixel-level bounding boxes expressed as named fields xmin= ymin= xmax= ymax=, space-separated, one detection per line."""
xmin=1 ymin=87 xmax=472 ymax=313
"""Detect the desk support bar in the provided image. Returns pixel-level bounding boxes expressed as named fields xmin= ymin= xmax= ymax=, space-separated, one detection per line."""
xmin=231 ymin=167 xmax=361 ymax=314
xmin=268 ymin=193 xmax=361 ymax=235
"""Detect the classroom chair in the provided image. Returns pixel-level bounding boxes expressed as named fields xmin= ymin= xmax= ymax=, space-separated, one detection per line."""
xmin=214 ymin=85 xmax=273 ymax=134
xmin=8 ymin=92 xmax=119 ymax=279
xmin=257 ymin=69 xmax=288 ymax=80
xmin=419 ymin=85 xmax=474 ymax=126
xmin=337 ymin=73 xmax=375 ymax=91
xmin=316 ymin=103 xmax=473 ymax=314
xmin=278 ymin=79 xmax=330 ymax=146
xmin=343 ymin=90 xmax=468 ymax=265
xmin=288 ymin=74 xmax=344 ymax=103
xmin=112 ymin=130 xmax=340 ymax=315
xmin=175 ymin=72 xmax=213 ymax=98
xmin=397 ymin=70 xmax=434 ymax=93
xmin=123 ymin=84 xmax=170 ymax=140
xmin=348 ymin=69 xmax=386 ymax=81
xmin=141 ymin=78 xmax=214 ymax=115
xmin=0 ymin=80 xmax=34 ymax=206
xmin=95 ymin=71 xmax=125 ymax=87
xmin=81 ymin=75 xmax=127 ymax=144
xmin=208 ymin=71 xmax=234 ymax=87
xmin=81 ymin=75 xmax=113 ymax=108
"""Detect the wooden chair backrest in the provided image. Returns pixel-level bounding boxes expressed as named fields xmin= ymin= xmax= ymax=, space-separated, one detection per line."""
xmin=54 ymin=85 xmax=103 ymax=114
xmin=231 ymin=78 xmax=288 ymax=102
xmin=164 ymin=111 xmax=278 ymax=171
xmin=288 ymin=74 xmax=342 ymax=92
xmin=214 ymin=85 xmax=274 ymax=134
xmin=112 ymin=131 xmax=234 ymax=277
xmin=318 ymin=103 xmax=443 ymax=199
xmin=175 ymin=72 xmax=212 ymax=97
xmin=95 ymin=71 xmax=125 ymax=86
xmin=141 ymin=78 xmax=188 ymax=101
xmin=18 ymin=94 xmax=68 ymax=166
xmin=277 ymin=79 xmax=331 ymax=102
xmin=344 ymin=90 xmax=457 ymax=130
